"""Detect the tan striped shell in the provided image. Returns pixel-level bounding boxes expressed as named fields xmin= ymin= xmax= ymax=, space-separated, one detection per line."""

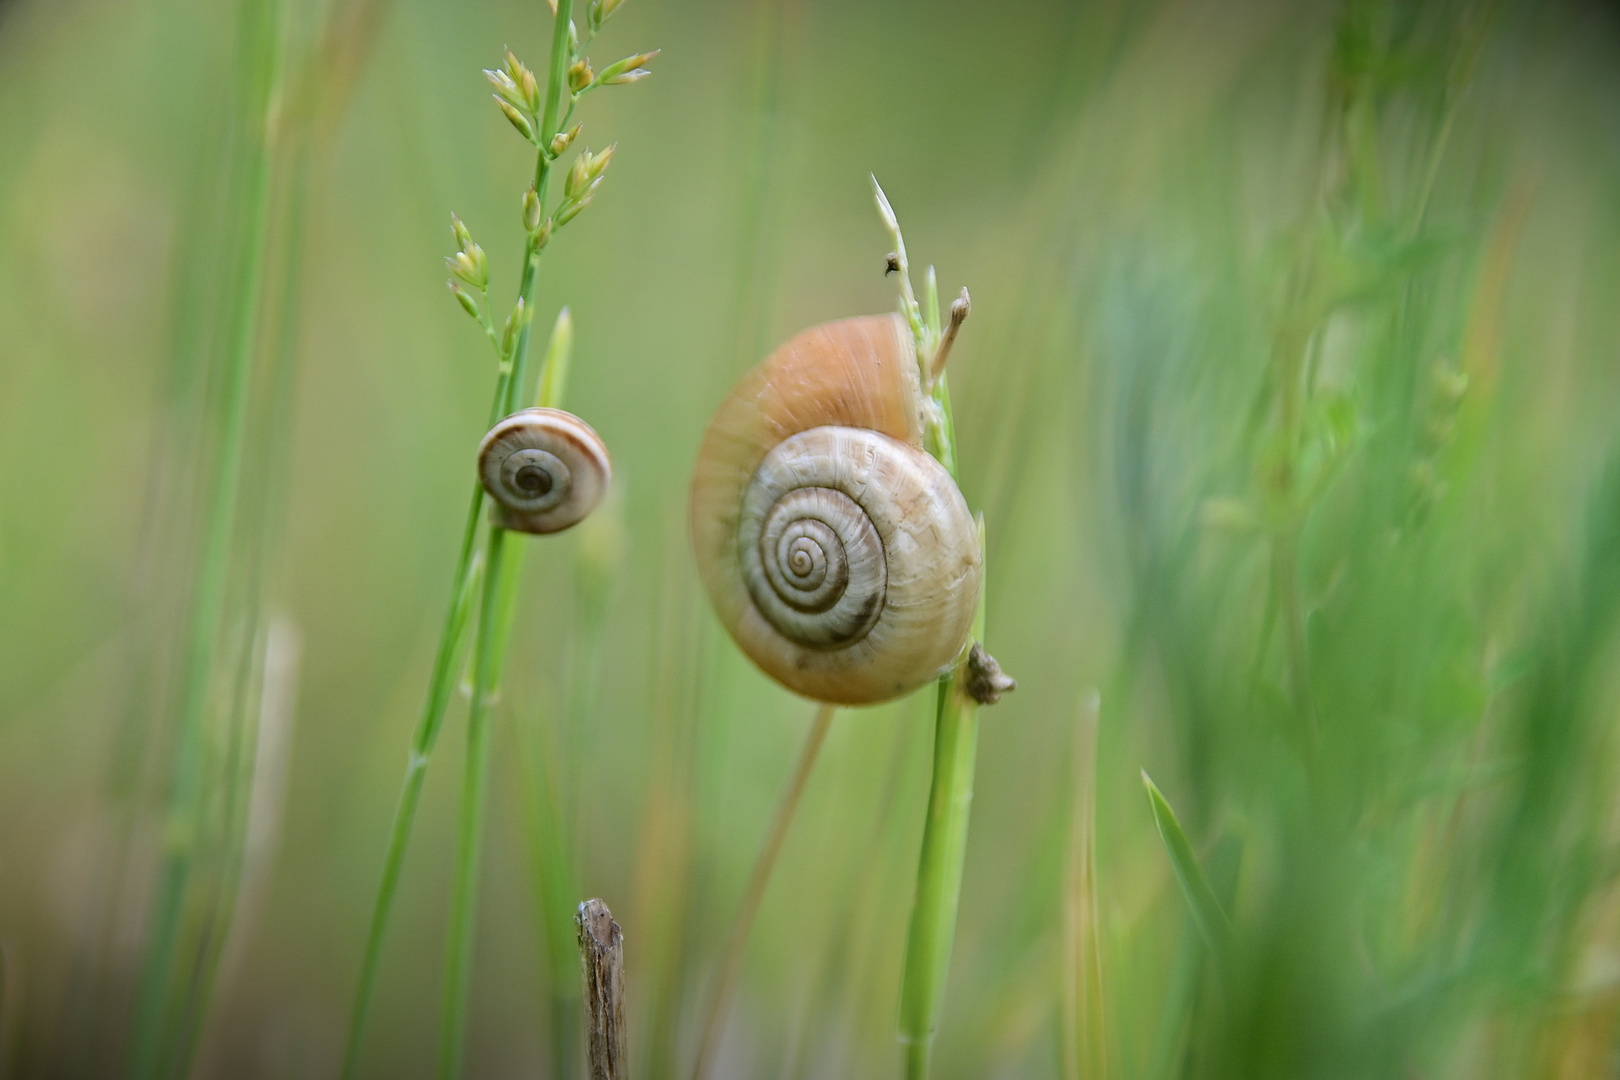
xmin=690 ymin=314 xmax=981 ymax=705
xmin=478 ymin=407 xmax=611 ymax=534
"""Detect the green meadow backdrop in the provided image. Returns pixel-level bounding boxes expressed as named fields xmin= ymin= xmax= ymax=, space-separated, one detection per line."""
xmin=4 ymin=0 xmax=1620 ymax=1076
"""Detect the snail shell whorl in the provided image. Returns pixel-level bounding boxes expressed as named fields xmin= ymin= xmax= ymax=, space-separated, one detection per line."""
xmin=690 ymin=314 xmax=982 ymax=705
xmin=478 ymin=407 xmax=611 ymax=535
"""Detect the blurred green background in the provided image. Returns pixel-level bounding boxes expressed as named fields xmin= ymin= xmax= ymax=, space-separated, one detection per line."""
xmin=5 ymin=0 xmax=1620 ymax=1077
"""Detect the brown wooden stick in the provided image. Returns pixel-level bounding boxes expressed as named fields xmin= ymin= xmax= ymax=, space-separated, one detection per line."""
xmin=577 ymin=899 xmax=627 ymax=1080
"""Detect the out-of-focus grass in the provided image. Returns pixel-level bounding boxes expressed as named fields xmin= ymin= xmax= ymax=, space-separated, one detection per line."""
xmin=3 ymin=0 xmax=1620 ymax=1077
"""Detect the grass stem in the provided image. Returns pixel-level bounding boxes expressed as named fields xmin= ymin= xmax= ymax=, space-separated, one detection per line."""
xmin=689 ymin=702 xmax=836 ymax=1080
xmin=897 ymin=652 xmax=982 ymax=1078
xmin=341 ymin=288 xmax=528 ymax=1078
xmin=346 ymin=1 xmax=585 ymax=1073
xmin=437 ymin=526 xmax=511 ymax=1080
xmin=876 ymin=180 xmax=986 ymax=1080
xmin=1141 ymin=773 xmax=1234 ymax=977
xmin=1062 ymin=691 xmax=1106 ymax=1080
xmin=130 ymin=2 xmax=286 ymax=1073
xmin=339 ymin=507 xmax=483 ymax=1079
xmin=436 ymin=250 xmax=572 ymax=1080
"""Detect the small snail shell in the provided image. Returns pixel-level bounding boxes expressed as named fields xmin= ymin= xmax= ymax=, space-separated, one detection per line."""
xmin=690 ymin=313 xmax=982 ymax=705
xmin=478 ymin=407 xmax=611 ymax=534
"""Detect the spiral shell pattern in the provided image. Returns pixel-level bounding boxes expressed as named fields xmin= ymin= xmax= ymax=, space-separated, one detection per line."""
xmin=478 ymin=407 xmax=611 ymax=534
xmin=691 ymin=314 xmax=982 ymax=705
xmin=740 ymin=430 xmax=891 ymax=649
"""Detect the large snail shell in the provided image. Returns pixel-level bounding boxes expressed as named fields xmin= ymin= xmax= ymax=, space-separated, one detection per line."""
xmin=690 ymin=314 xmax=982 ymax=705
xmin=479 ymin=407 xmax=611 ymax=534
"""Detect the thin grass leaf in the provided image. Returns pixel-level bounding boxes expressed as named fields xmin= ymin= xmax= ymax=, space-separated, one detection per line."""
xmin=1141 ymin=772 xmax=1234 ymax=973
xmin=129 ymin=2 xmax=292 ymax=1073
xmin=899 ymin=517 xmax=989 ymax=1080
xmin=536 ymin=306 xmax=574 ymax=409
xmin=1062 ymin=690 xmax=1107 ymax=1080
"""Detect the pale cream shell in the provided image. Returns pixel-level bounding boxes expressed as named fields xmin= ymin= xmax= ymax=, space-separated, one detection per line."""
xmin=478 ymin=407 xmax=611 ymax=534
xmin=690 ymin=313 xmax=983 ymax=705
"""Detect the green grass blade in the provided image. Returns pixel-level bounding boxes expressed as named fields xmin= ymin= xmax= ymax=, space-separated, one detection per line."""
xmin=517 ymin=711 xmax=583 ymax=1078
xmin=340 ymin=532 xmax=484 ymax=1079
xmin=1062 ymin=691 xmax=1106 ymax=1080
xmin=883 ymin=182 xmax=984 ymax=1078
xmin=1140 ymin=772 xmax=1234 ymax=973
xmin=437 ymin=526 xmax=513 ymax=1080
xmin=536 ymin=307 xmax=573 ymax=409
xmin=899 ymin=520 xmax=989 ymax=1079
xmin=437 ymin=14 xmax=578 ymax=1064
xmin=129 ymin=1 xmax=289 ymax=1073
xmin=505 ymin=0 xmax=575 ymax=413
xmin=898 ymin=671 xmax=979 ymax=1080
xmin=509 ymin=305 xmax=581 ymax=1076
xmin=690 ymin=702 xmax=836 ymax=1080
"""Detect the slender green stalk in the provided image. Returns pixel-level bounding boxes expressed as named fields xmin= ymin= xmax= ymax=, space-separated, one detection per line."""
xmin=516 ymin=709 xmax=583 ymax=1078
xmin=438 ymin=524 xmax=513 ymax=1080
xmin=123 ymin=3 xmax=392 ymax=1072
xmin=898 ymin=579 xmax=984 ymax=1080
xmin=341 ymin=285 xmax=527 ymax=1080
xmin=690 ymin=703 xmax=837 ymax=1080
xmin=441 ymin=294 xmax=588 ymax=1080
xmin=130 ymin=2 xmax=287 ymax=1075
xmin=435 ymin=302 xmax=573 ymax=1075
xmin=168 ymin=616 xmax=268 ymax=1067
xmin=339 ymin=518 xmax=483 ymax=1079
xmin=1141 ymin=773 xmax=1234 ymax=976
xmin=341 ymin=0 xmax=653 ymax=1068
xmin=874 ymin=178 xmax=991 ymax=1080
xmin=505 ymin=0 xmax=582 ymax=410
xmin=1062 ymin=691 xmax=1106 ymax=1080
xmin=433 ymin=0 xmax=576 ymax=1064
xmin=517 ymin=309 xmax=582 ymax=1079
xmin=535 ymin=306 xmax=573 ymax=411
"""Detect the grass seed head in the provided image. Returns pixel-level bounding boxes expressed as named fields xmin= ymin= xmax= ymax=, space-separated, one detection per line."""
xmin=555 ymin=183 xmax=599 ymax=225
xmin=599 ymin=49 xmax=659 ymax=85
xmin=446 ymin=244 xmax=488 ymax=290
xmin=495 ymin=97 xmax=536 ymax=142
xmin=523 ymin=185 xmax=542 ymax=233
xmin=585 ymin=143 xmax=615 ymax=181
xmin=485 ymin=67 xmax=522 ymax=107
xmin=448 ymin=281 xmax=481 ymax=320
xmin=550 ymin=123 xmax=581 ymax=157
xmin=501 ymin=297 xmax=530 ymax=358
xmin=565 ymin=154 xmax=590 ymax=200
xmin=568 ymin=58 xmax=594 ymax=94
